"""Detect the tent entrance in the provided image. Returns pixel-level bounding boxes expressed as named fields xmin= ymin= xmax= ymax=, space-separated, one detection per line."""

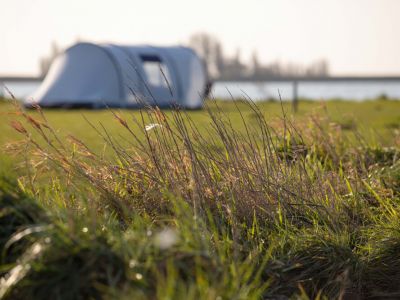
xmin=140 ymin=55 xmax=175 ymax=106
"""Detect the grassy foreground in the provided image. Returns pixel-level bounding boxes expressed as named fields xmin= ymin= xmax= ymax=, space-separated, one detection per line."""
xmin=0 ymin=99 xmax=400 ymax=299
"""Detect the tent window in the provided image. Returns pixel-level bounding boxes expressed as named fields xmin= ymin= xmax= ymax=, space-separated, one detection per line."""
xmin=140 ymin=55 xmax=172 ymax=88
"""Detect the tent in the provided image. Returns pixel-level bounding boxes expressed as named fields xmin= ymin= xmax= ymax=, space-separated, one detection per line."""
xmin=27 ymin=42 xmax=208 ymax=109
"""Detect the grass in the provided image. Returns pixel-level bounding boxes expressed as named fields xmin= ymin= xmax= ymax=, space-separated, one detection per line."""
xmin=1 ymin=98 xmax=400 ymax=150
xmin=0 ymin=97 xmax=399 ymax=299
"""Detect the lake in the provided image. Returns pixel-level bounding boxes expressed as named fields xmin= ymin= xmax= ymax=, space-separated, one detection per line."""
xmin=212 ymin=80 xmax=400 ymax=101
xmin=2 ymin=80 xmax=400 ymax=101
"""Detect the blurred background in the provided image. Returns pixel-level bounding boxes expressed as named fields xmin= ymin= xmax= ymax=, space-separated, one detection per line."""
xmin=1 ymin=0 xmax=400 ymax=101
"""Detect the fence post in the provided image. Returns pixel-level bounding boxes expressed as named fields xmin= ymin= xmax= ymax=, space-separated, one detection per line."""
xmin=292 ymin=80 xmax=298 ymax=113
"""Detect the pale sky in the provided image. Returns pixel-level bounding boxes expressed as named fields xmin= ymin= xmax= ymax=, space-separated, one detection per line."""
xmin=1 ymin=0 xmax=400 ymax=76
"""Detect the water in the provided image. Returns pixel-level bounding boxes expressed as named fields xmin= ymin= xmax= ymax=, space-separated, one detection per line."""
xmin=213 ymin=80 xmax=400 ymax=101
xmin=1 ymin=82 xmax=41 ymax=100
xmin=2 ymin=80 xmax=400 ymax=101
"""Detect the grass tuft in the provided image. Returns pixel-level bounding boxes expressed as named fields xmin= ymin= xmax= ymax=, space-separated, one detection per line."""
xmin=0 ymin=99 xmax=399 ymax=299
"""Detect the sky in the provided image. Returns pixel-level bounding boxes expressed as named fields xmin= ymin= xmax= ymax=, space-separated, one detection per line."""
xmin=1 ymin=0 xmax=400 ymax=76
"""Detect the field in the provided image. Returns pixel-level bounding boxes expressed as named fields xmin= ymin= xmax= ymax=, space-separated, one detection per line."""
xmin=1 ymin=98 xmax=400 ymax=299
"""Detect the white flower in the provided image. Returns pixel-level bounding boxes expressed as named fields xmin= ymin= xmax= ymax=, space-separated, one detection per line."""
xmin=145 ymin=123 xmax=162 ymax=131
xmin=154 ymin=228 xmax=178 ymax=250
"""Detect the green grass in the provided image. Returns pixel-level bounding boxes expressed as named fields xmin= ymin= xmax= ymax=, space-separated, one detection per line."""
xmin=0 ymin=98 xmax=400 ymax=299
xmin=1 ymin=99 xmax=399 ymax=148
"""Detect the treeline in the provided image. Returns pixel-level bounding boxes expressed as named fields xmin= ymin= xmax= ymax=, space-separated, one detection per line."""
xmin=188 ymin=32 xmax=330 ymax=81
xmin=39 ymin=34 xmax=330 ymax=80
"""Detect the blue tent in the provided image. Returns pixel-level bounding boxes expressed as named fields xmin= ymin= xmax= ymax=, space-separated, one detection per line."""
xmin=27 ymin=42 xmax=208 ymax=109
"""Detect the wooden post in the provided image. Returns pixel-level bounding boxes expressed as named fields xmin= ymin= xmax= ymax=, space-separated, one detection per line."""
xmin=292 ymin=80 xmax=298 ymax=113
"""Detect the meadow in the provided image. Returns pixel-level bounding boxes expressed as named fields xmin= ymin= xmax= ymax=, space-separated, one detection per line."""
xmin=0 ymin=98 xmax=400 ymax=299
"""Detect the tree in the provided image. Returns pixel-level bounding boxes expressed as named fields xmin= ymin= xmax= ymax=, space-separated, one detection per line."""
xmin=251 ymin=51 xmax=260 ymax=78
xmin=215 ymin=43 xmax=224 ymax=76
xmin=306 ymin=59 xmax=329 ymax=77
xmin=39 ymin=41 xmax=61 ymax=76
xmin=188 ymin=33 xmax=224 ymax=78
